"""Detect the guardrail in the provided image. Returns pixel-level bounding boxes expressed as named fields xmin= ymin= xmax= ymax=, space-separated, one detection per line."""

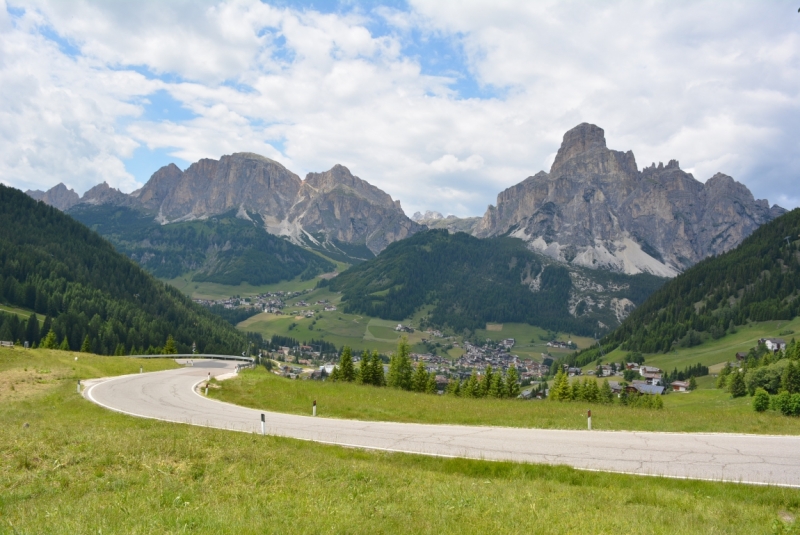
xmin=129 ymin=354 xmax=255 ymax=363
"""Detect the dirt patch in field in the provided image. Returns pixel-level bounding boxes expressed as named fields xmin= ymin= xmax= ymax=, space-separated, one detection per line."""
xmin=486 ymin=324 xmax=503 ymax=331
xmin=0 ymin=368 xmax=72 ymax=401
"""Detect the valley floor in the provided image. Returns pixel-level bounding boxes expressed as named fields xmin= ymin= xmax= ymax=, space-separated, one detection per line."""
xmin=2 ymin=348 xmax=799 ymax=533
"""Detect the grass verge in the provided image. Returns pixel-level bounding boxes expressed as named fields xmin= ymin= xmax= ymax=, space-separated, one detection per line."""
xmin=2 ymin=348 xmax=800 ymax=533
xmin=211 ymin=366 xmax=800 ymax=435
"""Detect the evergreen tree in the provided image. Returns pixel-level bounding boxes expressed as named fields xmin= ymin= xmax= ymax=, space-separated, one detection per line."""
xmin=412 ymin=361 xmax=429 ymax=392
xmin=585 ymin=378 xmax=600 ymax=403
xmin=371 ymin=351 xmax=385 ymax=386
xmin=506 ymin=365 xmax=521 ymax=398
xmin=426 ymin=373 xmax=437 ymax=394
xmin=41 ymin=330 xmax=57 ymax=349
xmin=58 ymin=336 xmax=70 ymax=351
xmin=600 ymin=379 xmax=614 ymax=403
xmin=329 ymin=365 xmax=341 ymax=382
xmin=479 ymin=365 xmax=493 ymax=398
xmin=464 ymin=371 xmax=479 ymax=398
xmin=729 ymin=370 xmax=747 ymax=398
xmin=571 ymin=380 xmax=583 ymax=401
xmin=782 ymin=361 xmax=800 ymax=394
xmin=487 ymin=373 xmax=502 ymax=398
xmin=688 ymin=376 xmax=698 ymax=391
xmin=80 ymin=335 xmax=91 ymax=353
xmin=25 ymin=313 xmax=39 ymax=345
xmin=387 ymin=338 xmax=412 ymax=390
xmin=359 ymin=350 xmax=372 ymax=385
xmin=163 ymin=335 xmax=178 ymax=355
xmin=114 ymin=343 xmax=126 ymax=356
xmin=40 ymin=315 xmax=52 ymax=340
xmin=550 ymin=369 xmax=571 ymax=401
xmin=337 ymin=346 xmax=356 ymax=382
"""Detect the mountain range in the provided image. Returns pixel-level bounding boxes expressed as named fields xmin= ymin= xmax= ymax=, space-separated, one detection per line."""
xmin=24 ymin=123 xmax=786 ymax=333
xmin=29 ymin=153 xmax=422 ymax=260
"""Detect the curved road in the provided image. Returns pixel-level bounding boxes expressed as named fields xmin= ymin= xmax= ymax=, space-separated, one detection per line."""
xmin=84 ymin=360 xmax=800 ymax=487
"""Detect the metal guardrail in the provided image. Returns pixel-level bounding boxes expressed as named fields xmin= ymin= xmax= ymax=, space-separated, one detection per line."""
xmin=129 ymin=353 xmax=255 ymax=363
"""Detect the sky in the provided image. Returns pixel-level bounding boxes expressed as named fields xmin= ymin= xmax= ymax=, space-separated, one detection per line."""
xmin=0 ymin=0 xmax=798 ymax=218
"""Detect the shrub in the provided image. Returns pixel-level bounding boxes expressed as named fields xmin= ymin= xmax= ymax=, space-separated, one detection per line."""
xmin=752 ymin=388 xmax=770 ymax=412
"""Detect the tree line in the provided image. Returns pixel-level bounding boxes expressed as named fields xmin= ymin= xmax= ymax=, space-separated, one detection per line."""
xmin=598 ymin=208 xmax=800 ymax=355
xmin=0 ymin=185 xmax=247 ymax=355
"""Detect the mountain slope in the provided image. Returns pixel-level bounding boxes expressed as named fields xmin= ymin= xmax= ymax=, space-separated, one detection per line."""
xmin=327 ymin=229 xmax=665 ymax=336
xmin=68 ymin=204 xmax=335 ymax=284
xmin=602 ymin=208 xmax=800 ymax=354
xmin=475 ymin=123 xmax=785 ymax=276
xmin=32 ymin=153 xmax=421 ymax=263
xmin=0 ymin=185 xmax=247 ymax=355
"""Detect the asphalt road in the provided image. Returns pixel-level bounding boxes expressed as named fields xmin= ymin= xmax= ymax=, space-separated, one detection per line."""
xmin=84 ymin=360 xmax=800 ymax=487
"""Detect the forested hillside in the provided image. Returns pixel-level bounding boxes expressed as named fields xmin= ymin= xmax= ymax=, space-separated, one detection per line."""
xmin=327 ymin=230 xmax=664 ymax=336
xmin=600 ymin=208 xmax=800 ymax=355
xmin=0 ymin=185 xmax=246 ymax=354
xmin=69 ymin=205 xmax=334 ymax=284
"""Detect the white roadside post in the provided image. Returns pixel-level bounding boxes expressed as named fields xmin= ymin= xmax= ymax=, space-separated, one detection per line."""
xmin=140 ymin=365 xmax=143 ymax=374
xmin=77 ymin=380 xmax=81 ymax=394
xmin=588 ymin=409 xmax=592 ymax=430
xmin=261 ymin=413 xmax=265 ymax=436
xmin=206 ymin=372 xmax=210 ymax=396
xmin=313 ymin=399 xmax=317 ymax=417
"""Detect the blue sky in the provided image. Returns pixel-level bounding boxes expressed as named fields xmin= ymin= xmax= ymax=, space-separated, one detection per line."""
xmin=1 ymin=0 xmax=798 ymax=216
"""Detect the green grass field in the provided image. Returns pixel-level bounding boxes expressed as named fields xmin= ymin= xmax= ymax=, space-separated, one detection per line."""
xmin=211 ymin=366 xmax=800 ymax=435
xmin=3 ymin=347 xmax=800 ymax=533
xmin=596 ymin=317 xmax=800 ymax=372
xmin=162 ymin=274 xmax=322 ymax=300
xmin=0 ymin=303 xmax=39 ymax=323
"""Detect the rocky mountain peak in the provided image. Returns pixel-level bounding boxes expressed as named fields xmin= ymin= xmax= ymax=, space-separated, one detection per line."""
xmin=412 ymin=211 xmax=444 ymax=222
xmin=550 ymin=122 xmax=608 ymax=173
xmin=81 ymin=182 xmax=128 ymax=206
xmin=25 ymin=182 xmax=80 ymax=211
xmin=475 ymin=123 xmax=785 ymax=278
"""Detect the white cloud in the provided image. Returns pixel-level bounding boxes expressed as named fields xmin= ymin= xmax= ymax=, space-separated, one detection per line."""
xmin=0 ymin=0 xmax=798 ymax=215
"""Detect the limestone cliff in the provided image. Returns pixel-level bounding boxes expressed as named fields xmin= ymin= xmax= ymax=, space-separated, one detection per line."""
xmin=474 ymin=123 xmax=785 ymax=276
xmin=25 ymin=183 xmax=80 ymax=211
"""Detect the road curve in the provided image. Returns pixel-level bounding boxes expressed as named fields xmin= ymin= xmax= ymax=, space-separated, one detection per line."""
xmin=84 ymin=360 xmax=800 ymax=487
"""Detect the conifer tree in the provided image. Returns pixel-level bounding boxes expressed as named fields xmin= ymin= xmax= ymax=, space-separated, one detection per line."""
xmin=782 ymin=361 xmax=800 ymax=394
xmin=600 ymin=379 xmax=613 ymax=403
xmin=163 ymin=335 xmax=178 ymax=355
xmin=412 ymin=361 xmax=429 ymax=392
xmin=487 ymin=373 xmax=502 ymax=398
xmin=80 ymin=335 xmax=91 ymax=353
xmin=729 ymin=370 xmax=746 ymax=398
xmin=59 ymin=336 xmax=69 ymax=351
xmin=464 ymin=371 xmax=479 ymax=398
xmin=338 ymin=346 xmax=356 ymax=382
xmin=359 ymin=350 xmax=372 ymax=385
xmin=41 ymin=330 xmax=57 ymax=349
xmin=387 ymin=338 xmax=412 ymax=390
xmin=585 ymin=378 xmax=600 ymax=403
xmin=426 ymin=373 xmax=437 ymax=394
xmin=371 ymin=351 xmax=385 ymax=386
xmin=688 ymin=376 xmax=698 ymax=391
xmin=329 ymin=365 xmax=341 ymax=382
xmin=506 ymin=365 xmax=521 ymax=398
xmin=571 ymin=379 xmax=583 ymax=401
xmin=550 ymin=369 xmax=571 ymax=401
xmin=480 ymin=365 xmax=493 ymax=398
xmin=25 ymin=313 xmax=39 ymax=345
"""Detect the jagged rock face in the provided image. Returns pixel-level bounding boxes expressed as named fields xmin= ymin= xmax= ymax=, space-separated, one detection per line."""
xmin=475 ymin=123 xmax=785 ymax=276
xmin=412 ymin=210 xmax=444 ymax=222
xmin=144 ymin=153 xmax=302 ymax=222
xmin=25 ymin=183 xmax=79 ymax=211
xmin=289 ymin=165 xmax=423 ymax=254
xmin=33 ymin=153 xmax=420 ymax=255
xmin=81 ymin=182 xmax=130 ymax=206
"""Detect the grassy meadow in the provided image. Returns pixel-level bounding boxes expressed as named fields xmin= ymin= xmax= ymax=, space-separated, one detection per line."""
xmin=210 ymin=366 xmax=800 ymax=435
xmin=596 ymin=317 xmax=800 ymax=372
xmin=2 ymin=347 xmax=800 ymax=533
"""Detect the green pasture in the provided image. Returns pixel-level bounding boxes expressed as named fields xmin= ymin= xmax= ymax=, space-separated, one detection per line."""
xmin=596 ymin=317 xmax=800 ymax=371
xmin=0 ymin=303 xmax=40 ymax=324
xmin=2 ymin=347 xmax=800 ymax=533
xmin=475 ymin=322 xmax=595 ymax=359
xmin=212 ymin=366 xmax=800 ymax=435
